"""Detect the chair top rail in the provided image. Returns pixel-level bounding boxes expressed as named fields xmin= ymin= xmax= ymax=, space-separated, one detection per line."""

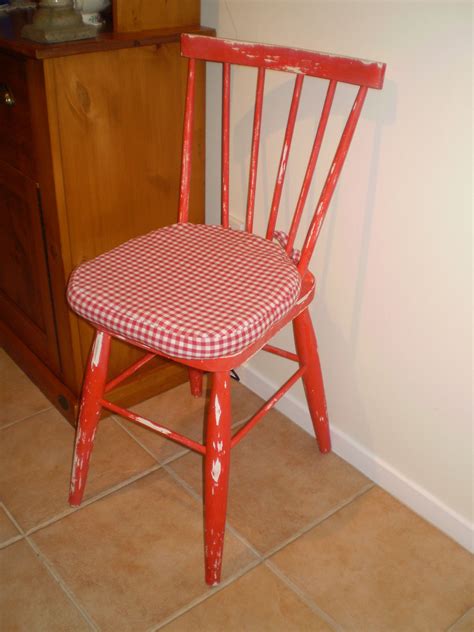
xmin=181 ymin=34 xmax=386 ymax=89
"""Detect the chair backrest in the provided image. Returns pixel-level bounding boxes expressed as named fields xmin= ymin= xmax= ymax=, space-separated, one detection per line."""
xmin=178 ymin=34 xmax=386 ymax=274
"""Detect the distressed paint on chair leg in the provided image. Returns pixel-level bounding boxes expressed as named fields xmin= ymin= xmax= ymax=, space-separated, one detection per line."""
xmin=188 ymin=367 xmax=203 ymax=397
xmin=204 ymin=371 xmax=231 ymax=586
xmin=293 ymin=309 xmax=331 ymax=453
xmin=69 ymin=331 xmax=111 ymax=507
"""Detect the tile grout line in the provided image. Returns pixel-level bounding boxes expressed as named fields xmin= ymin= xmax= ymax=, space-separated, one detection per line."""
xmin=257 ymin=484 xmax=376 ymax=632
xmin=0 ymin=501 xmax=26 ymax=549
xmin=147 ymin=558 xmax=263 ymax=632
xmin=264 ymin=558 xmax=346 ymax=632
xmin=111 ymin=395 xmax=270 ymax=631
xmin=162 ymin=462 xmax=264 ymax=560
xmin=7 ymin=381 xmax=454 ymax=631
xmin=2 ymin=390 xmax=370 ymax=631
xmin=25 ymin=535 xmax=100 ymax=631
xmin=163 ymin=456 xmax=264 ymax=562
xmin=147 ymin=471 xmax=370 ymax=632
xmin=111 ymin=411 xmax=252 ymax=469
xmin=261 ymin=482 xmax=375 ymax=559
xmin=151 ymin=464 xmax=278 ymax=631
xmin=0 ymin=533 xmax=24 ymax=550
xmin=25 ymin=463 xmax=162 ymax=538
xmin=2 ymin=404 xmax=252 ymax=547
xmin=445 ymin=607 xmax=474 ymax=632
xmin=0 ymin=502 xmax=98 ymax=630
xmin=162 ymin=469 xmax=374 ymax=632
xmin=111 ymin=414 xmax=190 ymax=465
xmin=164 ymin=461 xmax=375 ymax=564
xmin=0 ymin=501 xmax=25 ymax=533
xmin=0 ymin=405 xmax=54 ymax=431
xmin=114 ymin=409 xmax=374 ymax=632
xmin=19 ymin=405 xmax=264 ymax=632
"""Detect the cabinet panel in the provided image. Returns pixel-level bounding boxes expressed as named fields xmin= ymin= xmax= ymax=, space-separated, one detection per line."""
xmin=51 ymin=43 xmax=204 ymax=262
xmin=0 ymin=161 xmax=59 ymax=370
xmin=113 ymin=0 xmax=200 ymax=32
xmin=0 ymin=52 xmax=35 ymax=178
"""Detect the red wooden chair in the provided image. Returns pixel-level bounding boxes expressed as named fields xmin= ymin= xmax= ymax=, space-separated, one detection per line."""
xmin=67 ymin=34 xmax=386 ymax=586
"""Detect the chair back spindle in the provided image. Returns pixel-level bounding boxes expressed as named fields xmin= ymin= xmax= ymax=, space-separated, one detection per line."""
xmin=298 ymin=84 xmax=368 ymax=273
xmin=286 ymin=78 xmax=336 ymax=255
xmin=179 ymin=34 xmax=386 ymax=273
xmin=221 ymin=62 xmax=231 ymax=227
xmin=245 ymin=66 xmax=265 ymax=233
xmin=265 ymin=72 xmax=304 ymax=241
xmin=178 ymin=57 xmax=196 ymax=223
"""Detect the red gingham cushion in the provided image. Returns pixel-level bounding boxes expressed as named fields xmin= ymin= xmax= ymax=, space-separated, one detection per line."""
xmin=273 ymin=230 xmax=301 ymax=264
xmin=68 ymin=223 xmax=302 ymax=360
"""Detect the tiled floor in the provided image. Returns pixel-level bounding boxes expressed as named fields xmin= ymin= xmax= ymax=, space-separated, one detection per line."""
xmin=0 ymin=349 xmax=472 ymax=631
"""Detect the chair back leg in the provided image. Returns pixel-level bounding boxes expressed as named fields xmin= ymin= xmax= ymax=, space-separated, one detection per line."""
xmin=293 ymin=309 xmax=331 ymax=453
xmin=188 ymin=367 xmax=204 ymax=397
xmin=204 ymin=371 xmax=232 ymax=585
xmin=69 ymin=330 xmax=111 ymax=506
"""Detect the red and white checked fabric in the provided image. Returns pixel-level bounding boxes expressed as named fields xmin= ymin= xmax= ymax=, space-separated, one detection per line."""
xmin=68 ymin=223 xmax=302 ymax=360
xmin=273 ymin=230 xmax=301 ymax=264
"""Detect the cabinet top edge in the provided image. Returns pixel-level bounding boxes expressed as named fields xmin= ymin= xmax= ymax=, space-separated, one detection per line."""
xmin=0 ymin=22 xmax=215 ymax=60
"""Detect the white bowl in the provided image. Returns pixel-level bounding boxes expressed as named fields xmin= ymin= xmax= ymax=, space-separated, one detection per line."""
xmin=74 ymin=0 xmax=109 ymax=26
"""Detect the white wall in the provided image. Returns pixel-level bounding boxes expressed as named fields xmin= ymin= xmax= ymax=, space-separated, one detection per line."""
xmin=201 ymin=1 xmax=472 ymax=549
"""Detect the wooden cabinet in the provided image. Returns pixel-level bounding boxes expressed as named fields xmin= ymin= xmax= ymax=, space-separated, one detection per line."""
xmin=0 ymin=161 xmax=60 ymax=372
xmin=0 ymin=13 xmax=212 ymax=423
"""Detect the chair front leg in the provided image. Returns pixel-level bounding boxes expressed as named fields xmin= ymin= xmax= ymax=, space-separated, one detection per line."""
xmin=69 ymin=330 xmax=111 ymax=507
xmin=204 ymin=370 xmax=232 ymax=586
xmin=293 ymin=308 xmax=331 ymax=453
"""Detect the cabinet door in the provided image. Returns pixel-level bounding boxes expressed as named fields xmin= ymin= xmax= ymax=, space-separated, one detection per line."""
xmin=0 ymin=160 xmax=59 ymax=371
xmin=0 ymin=51 xmax=35 ymax=178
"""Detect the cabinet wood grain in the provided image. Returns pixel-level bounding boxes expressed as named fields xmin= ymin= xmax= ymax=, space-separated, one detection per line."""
xmin=0 ymin=161 xmax=59 ymax=371
xmin=0 ymin=19 xmax=211 ymax=423
xmin=113 ymin=0 xmax=200 ymax=33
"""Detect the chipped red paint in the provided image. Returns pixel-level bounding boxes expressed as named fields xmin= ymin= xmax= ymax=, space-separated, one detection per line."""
xmin=266 ymin=73 xmax=304 ymax=240
xmin=101 ymin=399 xmax=206 ymax=455
xmin=204 ymin=372 xmax=231 ymax=585
xmin=69 ymin=35 xmax=385 ymax=586
xmin=181 ymin=34 xmax=386 ymax=89
xmin=178 ymin=57 xmax=196 ymax=223
xmin=293 ymin=309 xmax=331 ymax=453
xmin=69 ymin=331 xmax=111 ymax=506
xmin=287 ymin=79 xmax=336 ymax=254
xmin=298 ymin=84 xmax=369 ymax=274
xmin=221 ymin=62 xmax=231 ymax=227
xmin=245 ymin=66 xmax=265 ymax=233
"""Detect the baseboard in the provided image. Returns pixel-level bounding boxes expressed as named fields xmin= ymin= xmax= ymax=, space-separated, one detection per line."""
xmin=238 ymin=363 xmax=474 ymax=553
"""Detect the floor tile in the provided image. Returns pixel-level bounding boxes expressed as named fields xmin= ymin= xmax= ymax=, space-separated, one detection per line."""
xmin=32 ymin=470 xmax=257 ymax=632
xmin=0 ymin=505 xmax=21 ymax=545
xmin=119 ymin=377 xmax=264 ymax=463
xmin=170 ymin=409 xmax=370 ymax=553
xmin=448 ymin=607 xmax=474 ymax=632
xmin=0 ymin=408 xmax=156 ymax=531
xmin=0 ymin=349 xmax=51 ymax=427
xmin=162 ymin=564 xmax=332 ymax=631
xmin=0 ymin=539 xmax=89 ymax=631
xmin=271 ymin=486 xmax=473 ymax=632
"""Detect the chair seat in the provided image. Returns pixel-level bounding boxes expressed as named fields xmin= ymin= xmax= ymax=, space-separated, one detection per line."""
xmin=68 ymin=223 xmax=302 ymax=360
